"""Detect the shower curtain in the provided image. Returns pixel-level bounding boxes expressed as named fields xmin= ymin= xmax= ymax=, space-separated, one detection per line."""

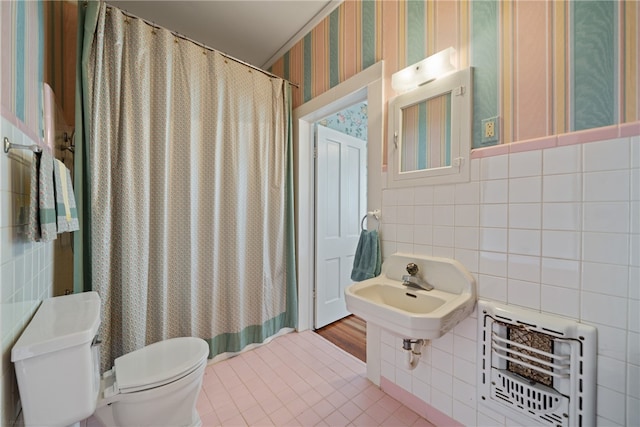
xmin=74 ymin=2 xmax=297 ymax=369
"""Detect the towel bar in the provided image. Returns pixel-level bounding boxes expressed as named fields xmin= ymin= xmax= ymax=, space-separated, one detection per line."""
xmin=360 ymin=210 xmax=381 ymax=231
xmin=4 ymin=137 xmax=42 ymax=154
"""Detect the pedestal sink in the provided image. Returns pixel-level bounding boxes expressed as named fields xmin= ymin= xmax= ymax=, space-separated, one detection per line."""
xmin=345 ymin=253 xmax=476 ymax=339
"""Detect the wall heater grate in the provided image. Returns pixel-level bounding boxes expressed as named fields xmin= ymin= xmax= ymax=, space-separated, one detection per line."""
xmin=477 ymin=301 xmax=597 ymax=427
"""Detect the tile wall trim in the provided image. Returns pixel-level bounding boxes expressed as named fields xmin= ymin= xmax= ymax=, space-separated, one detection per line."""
xmin=471 ymin=120 xmax=640 ymax=159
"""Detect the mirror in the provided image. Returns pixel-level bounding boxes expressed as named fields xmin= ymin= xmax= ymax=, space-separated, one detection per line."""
xmin=400 ymin=92 xmax=452 ymax=172
xmin=388 ymin=67 xmax=472 ymax=188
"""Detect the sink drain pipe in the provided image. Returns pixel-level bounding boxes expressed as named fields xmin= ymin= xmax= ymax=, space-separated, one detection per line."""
xmin=402 ymin=339 xmax=425 ymax=370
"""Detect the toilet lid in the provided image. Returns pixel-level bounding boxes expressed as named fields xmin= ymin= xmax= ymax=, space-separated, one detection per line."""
xmin=114 ymin=337 xmax=209 ymax=394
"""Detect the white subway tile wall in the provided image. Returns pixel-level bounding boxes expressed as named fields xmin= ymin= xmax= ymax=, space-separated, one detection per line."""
xmin=378 ymin=136 xmax=640 ymax=427
xmin=509 ymin=150 xmax=542 ymax=178
xmin=0 ymin=117 xmax=54 ymax=425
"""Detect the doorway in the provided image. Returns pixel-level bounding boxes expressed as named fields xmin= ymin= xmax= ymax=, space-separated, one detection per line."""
xmin=314 ymin=123 xmax=367 ymax=328
xmin=293 ymin=61 xmax=384 ymax=332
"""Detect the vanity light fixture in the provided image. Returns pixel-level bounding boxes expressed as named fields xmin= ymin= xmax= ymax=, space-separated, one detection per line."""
xmin=391 ymin=47 xmax=456 ymax=93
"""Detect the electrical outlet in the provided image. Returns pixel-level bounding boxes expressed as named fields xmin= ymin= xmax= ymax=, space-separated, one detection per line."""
xmin=485 ymin=121 xmax=495 ymax=138
xmin=481 ymin=116 xmax=499 ymax=144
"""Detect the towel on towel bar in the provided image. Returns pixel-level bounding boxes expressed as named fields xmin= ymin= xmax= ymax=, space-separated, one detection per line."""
xmin=350 ymin=229 xmax=381 ymax=282
xmin=27 ymin=150 xmax=57 ymax=242
xmin=54 ymin=159 xmax=79 ymax=233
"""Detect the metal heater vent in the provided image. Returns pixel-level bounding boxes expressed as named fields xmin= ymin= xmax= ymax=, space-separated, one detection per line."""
xmin=477 ymin=301 xmax=597 ymax=427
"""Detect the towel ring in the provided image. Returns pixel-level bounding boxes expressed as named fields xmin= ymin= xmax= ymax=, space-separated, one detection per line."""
xmin=360 ymin=210 xmax=381 ymax=231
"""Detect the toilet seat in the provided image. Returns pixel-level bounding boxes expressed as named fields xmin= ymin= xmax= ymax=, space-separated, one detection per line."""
xmin=103 ymin=337 xmax=209 ymax=396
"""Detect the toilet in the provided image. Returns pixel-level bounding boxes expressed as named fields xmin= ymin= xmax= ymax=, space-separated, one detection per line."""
xmin=11 ymin=291 xmax=209 ymax=427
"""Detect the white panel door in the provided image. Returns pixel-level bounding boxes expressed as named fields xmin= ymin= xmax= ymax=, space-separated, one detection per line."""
xmin=315 ymin=125 xmax=367 ymax=328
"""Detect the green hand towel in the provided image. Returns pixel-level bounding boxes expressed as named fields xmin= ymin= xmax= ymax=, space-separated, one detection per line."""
xmin=27 ymin=150 xmax=57 ymax=242
xmin=350 ymin=229 xmax=381 ymax=282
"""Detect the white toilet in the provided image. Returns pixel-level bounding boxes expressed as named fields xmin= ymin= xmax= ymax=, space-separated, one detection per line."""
xmin=11 ymin=291 xmax=209 ymax=427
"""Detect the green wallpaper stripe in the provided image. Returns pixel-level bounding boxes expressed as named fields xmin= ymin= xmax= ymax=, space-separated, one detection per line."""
xmin=406 ymin=1 xmax=425 ymax=65
xmin=471 ymin=0 xmax=499 ymax=147
xmin=329 ymin=9 xmax=339 ymax=88
xmin=361 ymin=0 xmax=376 ymax=69
xmin=572 ymin=1 xmax=617 ymax=131
xmin=303 ymin=33 xmax=312 ymax=103
xmin=16 ymin=1 xmax=26 ymax=122
xmin=445 ymin=94 xmax=451 ymax=165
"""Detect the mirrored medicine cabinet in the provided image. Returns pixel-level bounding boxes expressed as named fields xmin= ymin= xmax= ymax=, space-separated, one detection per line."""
xmin=388 ymin=67 xmax=472 ymax=187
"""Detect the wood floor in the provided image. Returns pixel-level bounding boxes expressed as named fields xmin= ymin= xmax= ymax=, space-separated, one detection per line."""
xmin=314 ymin=315 xmax=366 ymax=362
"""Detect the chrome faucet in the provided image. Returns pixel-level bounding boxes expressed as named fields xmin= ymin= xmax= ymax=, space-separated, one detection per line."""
xmin=401 ymin=263 xmax=434 ymax=291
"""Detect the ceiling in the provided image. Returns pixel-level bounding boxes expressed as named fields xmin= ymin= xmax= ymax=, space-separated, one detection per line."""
xmin=107 ymin=0 xmax=341 ymax=70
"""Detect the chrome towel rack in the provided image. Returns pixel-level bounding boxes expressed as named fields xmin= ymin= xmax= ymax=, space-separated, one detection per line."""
xmin=4 ymin=137 xmax=42 ymax=154
xmin=360 ymin=209 xmax=381 ymax=231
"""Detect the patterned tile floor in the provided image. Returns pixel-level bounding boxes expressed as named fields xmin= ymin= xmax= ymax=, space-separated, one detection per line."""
xmin=195 ymin=330 xmax=435 ymax=427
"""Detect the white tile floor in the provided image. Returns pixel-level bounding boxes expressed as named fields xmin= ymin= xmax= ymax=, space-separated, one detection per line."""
xmin=194 ymin=330 xmax=435 ymax=426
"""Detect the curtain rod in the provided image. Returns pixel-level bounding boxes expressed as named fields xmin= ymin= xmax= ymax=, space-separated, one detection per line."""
xmin=103 ymin=3 xmax=300 ymax=89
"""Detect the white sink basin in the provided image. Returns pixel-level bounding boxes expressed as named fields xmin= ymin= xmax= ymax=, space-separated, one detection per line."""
xmin=345 ymin=253 xmax=476 ymax=339
xmin=353 ymin=284 xmax=446 ymax=313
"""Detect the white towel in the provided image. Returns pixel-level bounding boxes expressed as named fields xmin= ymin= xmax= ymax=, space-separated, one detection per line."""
xmin=54 ymin=159 xmax=79 ymax=233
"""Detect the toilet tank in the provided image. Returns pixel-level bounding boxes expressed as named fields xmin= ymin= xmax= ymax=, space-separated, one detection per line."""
xmin=11 ymin=292 xmax=102 ymax=426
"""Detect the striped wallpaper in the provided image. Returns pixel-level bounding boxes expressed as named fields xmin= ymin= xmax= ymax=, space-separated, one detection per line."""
xmin=269 ymin=0 xmax=639 ymax=149
xmin=0 ymin=0 xmax=44 ymax=143
xmin=2 ymin=0 xmax=635 ymax=150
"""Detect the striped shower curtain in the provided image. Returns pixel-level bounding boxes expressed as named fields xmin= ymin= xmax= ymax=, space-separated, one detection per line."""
xmin=75 ymin=2 xmax=297 ymax=370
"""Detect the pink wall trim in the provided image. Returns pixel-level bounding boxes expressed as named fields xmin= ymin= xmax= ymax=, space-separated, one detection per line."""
xmin=471 ymin=121 xmax=640 ymax=159
xmin=557 ymin=124 xmax=619 ymax=146
xmin=469 ymin=144 xmax=509 ymax=159
xmin=620 ymin=121 xmax=640 ymax=137
xmin=508 ymin=135 xmax=557 ymax=153
xmin=380 ymin=376 xmax=464 ymax=427
xmin=1 ymin=106 xmax=43 ymax=146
